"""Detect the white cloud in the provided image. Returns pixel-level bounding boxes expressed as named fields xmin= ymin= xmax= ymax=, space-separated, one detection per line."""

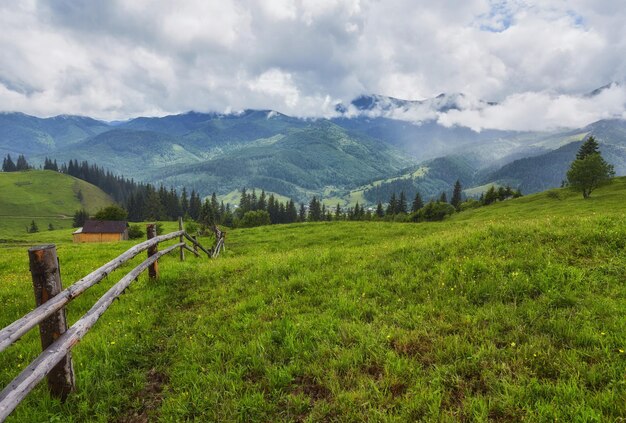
xmin=437 ymin=84 xmax=626 ymax=131
xmin=0 ymin=0 xmax=625 ymax=130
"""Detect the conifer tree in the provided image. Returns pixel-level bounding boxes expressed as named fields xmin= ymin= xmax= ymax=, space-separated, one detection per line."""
xmin=567 ymin=137 xmax=615 ymax=199
xmin=411 ymin=192 xmax=423 ymax=212
xmin=250 ymin=189 xmax=258 ymax=211
xmin=386 ymin=193 xmax=397 ymax=215
xmin=451 ymin=180 xmax=463 ymax=210
xmin=376 ymin=201 xmax=384 ymax=218
xmin=73 ymin=209 xmax=90 ymax=227
xmin=308 ymin=196 xmax=322 ymax=221
xmin=210 ymin=193 xmax=220 ymax=223
xmin=189 ymin=190 xmax=202 ymax=220
xmin=181 ymin=187 xmax=189 ymax=216
xmin=353 ymin=202 xmax=361 ymax=220
xmin=268 ymin=194 xmax=278 ymax=223
xmin=238 ymin=188 xmax=250 ymax=216
xmin=28 ymin=220 xmax=39 ymax=233
xmin=258 ymin=190 xmax=267 ymax=211
xmin=16 ymin=155 xmax=30 ymax=171
xmin=287 ymin=200 xmax=298 ymax=223
xmin=299 ymin=203 xmax=306 ymax=222
xmin=576 ymin=136 xmax=600 ymax=160
xmin=483 ymin=186 xmax=498 ymax=205
xmin=2 ymin=154 xmax=16 ymax=172
xmin=398 ymin=191 xmax=407 ymax=214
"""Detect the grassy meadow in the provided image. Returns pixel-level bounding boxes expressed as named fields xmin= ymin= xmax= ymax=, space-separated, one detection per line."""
xmin=0 ymin=170 xmax=113 ymax=239
xmin=1 ymin=179 xmax=626 ymax=421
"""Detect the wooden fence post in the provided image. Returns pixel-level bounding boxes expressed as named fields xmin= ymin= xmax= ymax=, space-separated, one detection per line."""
xmin=178 ymin=217 xmax=185 ymax=262
xmin=28 ymin=245 xmax=75 ymax=400
xmin=147 ymin=224 xmax=158 ymax=279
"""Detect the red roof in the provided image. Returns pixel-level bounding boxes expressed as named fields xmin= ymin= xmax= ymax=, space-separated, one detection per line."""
xmin=82 ymin=220 xmax=127 ymax=234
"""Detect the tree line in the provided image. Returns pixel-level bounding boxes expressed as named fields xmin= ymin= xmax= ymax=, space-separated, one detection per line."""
xmin=57 ymin=159 xmax=208 ymax=222
xmin=6 ymin=154 xmax=527 ymax=229
xmin=2 ymin=154 xmax=32 ymax=172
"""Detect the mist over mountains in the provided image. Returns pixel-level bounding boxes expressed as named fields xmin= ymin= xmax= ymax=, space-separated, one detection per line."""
xmin=2 ymin=90 xmax=626 ymax=204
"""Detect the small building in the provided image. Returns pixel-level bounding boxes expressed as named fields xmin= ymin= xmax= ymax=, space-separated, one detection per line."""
xmin=73 ymin=220 xmax=129 ymax=243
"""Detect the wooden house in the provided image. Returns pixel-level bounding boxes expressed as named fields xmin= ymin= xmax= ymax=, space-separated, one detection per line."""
xmin=73 ymin=220 xmax=128 ymax=243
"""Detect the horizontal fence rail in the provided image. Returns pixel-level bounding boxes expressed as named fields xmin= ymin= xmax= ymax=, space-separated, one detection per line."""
xmin=0 ymin=231 xmax=184 ymax=353
xmin=0 ymin=220 xmax=226 ymax=422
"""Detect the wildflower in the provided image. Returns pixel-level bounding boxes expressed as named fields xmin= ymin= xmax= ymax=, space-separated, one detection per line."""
xmin=619 ymin=349 xmax=624 ymax=354
xmin=511 ymin=342 xmax=516 ymax=347
xmin=110 ymin=341 xmax=116 ymax=345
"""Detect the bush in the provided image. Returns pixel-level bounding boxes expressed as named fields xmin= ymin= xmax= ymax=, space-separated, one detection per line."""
xmin=155 ymin=222 xmax=164 ymax=235
xmin=393 ymin=213 xmax=409 ymax=222
xmin=128 ymin=225 xmax=144 ymax=239
xmin=185 ymin=220 xmax=200 ymax=235
xmin=27 ymin=220 xmax=39 ymax=233
xmin=240 ymin=210 xmax=271 ymax=228
xmin=94 ymin=205 xmax=128 ymax=221
xmin=411 ymin=201 xmax=456 ymax=222
xmin=459 ymin=198 xmax=482 ymax=211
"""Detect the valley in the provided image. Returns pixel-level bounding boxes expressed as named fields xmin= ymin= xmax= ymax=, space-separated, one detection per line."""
xmin=3 ymin=94 xmax=626 ymax=206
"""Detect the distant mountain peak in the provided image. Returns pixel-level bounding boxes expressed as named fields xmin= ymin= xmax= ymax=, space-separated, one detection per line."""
xmin=585 ymin=82 xmax=622 ymax=97
xmin=335 ymin=92 xmax=488 ymax=122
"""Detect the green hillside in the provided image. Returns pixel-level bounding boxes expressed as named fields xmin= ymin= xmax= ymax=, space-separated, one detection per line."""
xmin=456 ymin=176 xmax=626 ymax=222
xmin=0 ymin=113 xmax=110 ymax=156
xmin=1 ymin=180 xmax=625 ymax=421
xmin=351 ymin=155 xmax=478 ymax=205
xmin=152 ymin=120 xmax=413 ymax=201
xmin=0 ymin=170 xmax=114 ymax=237
xmin=484 ymin=141 xmax=626 ymax=194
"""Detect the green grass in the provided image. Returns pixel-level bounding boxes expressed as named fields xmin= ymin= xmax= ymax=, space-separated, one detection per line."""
xmin=1 ymin=180 xmax=626 ymax=421
xmin=0 ymin=170 xmax=113 ymax=238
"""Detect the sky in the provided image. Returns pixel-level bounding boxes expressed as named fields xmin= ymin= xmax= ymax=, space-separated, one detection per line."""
xmin=0 ymin=0 xmax=625 ymax=131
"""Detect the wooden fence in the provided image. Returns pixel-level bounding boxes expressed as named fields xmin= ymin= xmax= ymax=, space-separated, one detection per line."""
xmin=0 ymin=219 xmax=226 ymax=421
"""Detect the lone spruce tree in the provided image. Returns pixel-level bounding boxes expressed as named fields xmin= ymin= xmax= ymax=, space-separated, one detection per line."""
xmin=566 ymin=136 xmax=614 ymax=199
xmin=451 ymin=180 xmax=463 ymax=210
xmin=411 ymin=192 xmax=423 ymax=212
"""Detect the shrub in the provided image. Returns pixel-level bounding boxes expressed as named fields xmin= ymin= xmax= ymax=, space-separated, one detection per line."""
xmin=94 ymin=205 xmax=128 ymax=221
xmin=546 ymin=190 xmax=563 ymax=200
xmin=184 ymin=220 xmax=200 ymax=235
xmin=459 ymin=198 xmax=482 ymax=211
xmin=240 ymin=210 xmax=271 ymax=228
xmin=411 ymin=201 xmax=456 ymax=222
xmin=27 ymin=220 xmax=39 ymax=233
xmin=393 ymin=213 xmax=409 ymax=222
xmin=128 ymin=225 xmax=144 ymax=239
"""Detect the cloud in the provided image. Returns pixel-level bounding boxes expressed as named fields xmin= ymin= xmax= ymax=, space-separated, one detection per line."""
xmin=437 ymin=83 xmax=626 ymax=132
xmin=0 ymin=0 xmax=625 ymax=129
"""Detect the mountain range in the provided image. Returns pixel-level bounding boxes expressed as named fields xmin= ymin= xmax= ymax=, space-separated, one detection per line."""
xmin=1 ymin=91 xmax=625 ymax=205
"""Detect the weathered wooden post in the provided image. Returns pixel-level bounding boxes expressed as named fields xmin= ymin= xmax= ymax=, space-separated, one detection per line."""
xmin=147 ymin=224 xmax=158 ymax=279
xmin=178 ymin=217 xmax=185 ymax=262
xmin=28 ymin=245 xmax=75 ymax=400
